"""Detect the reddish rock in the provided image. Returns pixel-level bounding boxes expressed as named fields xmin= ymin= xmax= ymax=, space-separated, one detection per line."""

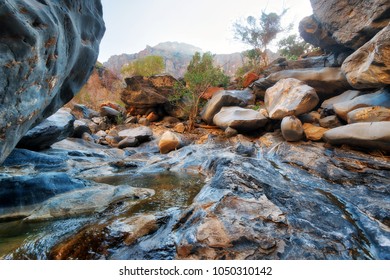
xmin=201 ymin=87 xmax=224 ymax=100
xmin=146 ymin=111 xmax=159 ymax=122
xmin=242 ymin=72 xmax=259 ymax=88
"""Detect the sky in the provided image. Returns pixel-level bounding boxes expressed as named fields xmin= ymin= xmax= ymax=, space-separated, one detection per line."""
xmin=98 ymin=0 xmax=313 ymax=62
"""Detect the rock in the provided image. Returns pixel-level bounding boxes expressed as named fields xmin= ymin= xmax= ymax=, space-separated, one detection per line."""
xmin=265 ymin=78 xmax=319 ymax=120
xmin=225 ymin=127 xmax=238 ymax=138
xmin=81 ymin=132 xmax=95 ymax=143
xmin=319 ymin=115 xmax=342 ymax=129
xmin=213 ymin=107 xmax=268 ymax=132
xmin=303 ymin=123 xmax=328 ymax=141
xmin=72 ymin=104 xmax=100 ymax=119
xmin=321 ymin=90 xmax=362 ymax=110
xmin=201 ymin=87 xmax=224 ymax=100
xmin=298 ymin=111 xmax=321 ymax=124
xmin=138 ymin=117 xmax=150 ymax=126
xmin=324 ymin=122 xmax=390 ymax=152
xmin=118 ymin=126 xmax=153 ymax=143
xmin=100 ymin=102 xmax=124 ymax=113
xmin=242 ymin=72 xmax=260 ymax=88
xmin=342 ymin=24 xmax=390 ymax=89
xmin=72 ymin=120 xmax=92 ymax=138
xmin=90 ymin=117 xmax=109 ymax=132
xmin=118 ymin=137 xmax=139 ymax=149
xmin=0 ymin=0 xmax=105 ymax=164
xmin=17 ymin=109 xmax=75 ymax=151
xmin=100 ymin=106 xmax=121 ymax=119
xmin=333 ymin=88 xmax=390 ymax=121
xmin=201 ymin=89 xmax=255 ymax=124
xmin=25 ymin=185 xmax=155 ymax=221
xmin=125 ymin=116 xmax=138 ymax=124
xmin=163 ymin=116 xmax=180 ymax=125
xmin=159 ymin=131 xmax=181 ymax=154
xmin=95 ymin=130 xmax=107 ymax=138
xmin=254 ymin=68 xmax=352 ymax=100
xmin=281 ymin=116 xmax=304 ymax=142
xmin=146 ymin=112 xmax=159 ymax=122
xmin=347 ymin=106 xmax=390 ymax=124
xmin=173 ymin=123 xmax=186 ymax=133
xmin=309 ymin=0 xmax=390 ymax=50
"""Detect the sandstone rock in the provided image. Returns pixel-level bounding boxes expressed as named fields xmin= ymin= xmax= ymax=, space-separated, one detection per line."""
xmin=72 ymin=104 xmax=100 ymax=119
xmin=17 ymin=109 xmax=75 ymax=151
xmin=173 ymin=123 xmax=186 ymax=133
xmin=201 ymin=89 xmax=255 ymax=124
xmin=118 ymin=126 xmax=153 ymax=143
xmin=254 ymin=68 xmax=352 ymax=100
xmin=265 ymin=78 xmax=319 ymax=120
xmin=333 ymin=89 xmax=390 ymax=121
xmin=242 ymin=72 xmax=260 ymax=88
xmin=213 ymin=107 xmax=268 ymax=132
xmin=303 ymin=123 xmax=328 ymax=141
xmin=159 ymin=131 xmax=181 ymax=154
xmin=347 ymin=106 xmax=390 ymax=124
xmin=281 ymin=116 xmax=304 ymax=142
xmin=319 ymin=115 xmax=342 ymax=129
xmin=0 ymin=0 xmax=105 ymax=164
xmin=146 ymin=112 xmax=159 ymax=122
xmin=309 ymin=0 xmax=390 ymax=50
xmin=321 ymin=90 xmax=362 ymax=110
xmin=118 ymin=137 xmax=139 ymax=149
xmin=324 ymin=122 xmax=390 ymax=152
xmin=342 ymin=24 xmax=390 ymax=89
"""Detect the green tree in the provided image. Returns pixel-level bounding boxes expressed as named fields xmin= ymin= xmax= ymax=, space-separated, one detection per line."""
xmin=277 ymin=34 xmax=315 ymax=60
xmin=121 ymin=55 xmax=165 ymax=77
xmin=171 ymin=52 xmax=229 ymax=130
xmin=233 ymin=10 xmax=288 ymax=70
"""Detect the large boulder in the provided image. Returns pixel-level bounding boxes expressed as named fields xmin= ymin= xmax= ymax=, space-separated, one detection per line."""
xmin=333 ymin=88 xmax=390 ymax=121
xmin=0 ymin=0 xmax=105 ymax=164
xmin=324 ymin=122 xmax=390 ymax=152
xmin=265 ymin=78 xmax=319 ymax=120
xmin=309 ymin=0 xmax=390 ymax=50
xmin=16 ymin=108 xmax=75 ymax=151
xmin=347 ymin=106 xmax=390 ymax=124
xmin=253 ymin=68 xmax=352 ymax=100
xmin=342 ymin=24 xmax=390 ymax=89
xmin=213 ymin=107 xmax=268 ymax=132
xmin=321 ymin=90 xmax=362 ymax=110
xmin=201 ymin=89 xmax=255 ymax=124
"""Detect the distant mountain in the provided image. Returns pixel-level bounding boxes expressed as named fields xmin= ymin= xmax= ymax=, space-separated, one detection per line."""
xmin=103 ymin=42 xmax=244 ymax=78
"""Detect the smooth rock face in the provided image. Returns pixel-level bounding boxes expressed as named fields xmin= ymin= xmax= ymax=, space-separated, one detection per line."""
xmin=333 ymin=89 xmax=390 ymax=121
xmin=201 ymin=89 xmax=255 ymax=124
xmin=0 ymin=0 xmax=105 ymax=164
xmin=118 ymin=126 xmax=153 ymax=142
xmin=324 ymin=122 xmax=390 ymax=152
xmin=281 ymin=116 xmax=304 ymax=142
xmin=17 ymin=109 xmax=75 ymax=151
xmin=159 ymin=131 xmax=181 ymax=154
xmin=213 ymin=107 xmax=268 ymax=132
xmin=265 ymin=78 xmax=319 ymax=120
xmin=303 ymin=123 xmax=328 ymax=141
xmin=309 ymin=0 xmax=390 ymax=50
xmin=118 ymin=137 xmax=139 ymax=149
xmin=254 ymin=68 xmax=352 ymax=100
xmin=342 ymin=24 xmax=390 ymax=89
xmin=321 ymin=90 xmax=362 ymax=110
xmin=347 ymin=106 xmax=390 ymax=124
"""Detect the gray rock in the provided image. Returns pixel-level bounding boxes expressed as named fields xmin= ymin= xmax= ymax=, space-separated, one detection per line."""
xmin=319 ymin=115 xmax=342 ymax=129
xmin=118 ymin=137 xmax=139 ymax=149
xmin=72 ymin=120 xmax=92 ymax=138
xmin=324 ymin=122 xmax=390 ymax=152
xmin=281 ymin=116 xmax=304 ymax=142
xmin=342 ymin=24 xmax=390 ymax=89
xmin=118 ymin=126 xmax=153 ymax=142
xmin=321 ymin=90 xmax=362 ymax=110
xmin=0 ymin=0 xmax=105 ymax=164
xmin=17 ymin=109 xmax=75 ymax=151
xmin=265 ymin=78 xmax=319 ymax=120
xmin=225 ymin=127 xmax=238 ymax=138
xmin=201 ymin=89 xmax=255 ymax=124
xmin=100 ymin=106 xmax=121 ymax=119
xmin=333 ymin=88 xmax=390 ymax=121
xmin=72 ymin=104 xmax=100 ymax=119
xmin=347 ymin=106 xmax=390 ymax=124
xmin=213 ymin=107 xmax=268 ymax=132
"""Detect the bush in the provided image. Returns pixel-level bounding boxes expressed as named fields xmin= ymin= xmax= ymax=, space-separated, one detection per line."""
xmin=121 ymin=55 xmax=165 ymax=77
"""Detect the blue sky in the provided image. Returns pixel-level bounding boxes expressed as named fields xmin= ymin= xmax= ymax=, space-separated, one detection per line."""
xmin=98 ymin=0 xmax=313 ymax=62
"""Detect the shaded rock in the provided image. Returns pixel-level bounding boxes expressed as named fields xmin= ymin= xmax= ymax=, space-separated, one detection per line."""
xmin=159 ymin=131 xmax=181 ymax=154
xmin=125 ymin=116 xmax=137 ymax=124
xmin=265 ymin=78 xmax=319 ymax=120
xmin=118 ymin=126 xmax=153 ymax=142
xmin=225 ymin=127 xmax=238 ymax=138
xmin=324 ymin=122 xmax=390 ymax=152
xmin=201 ymin=89 xmax=255 ymax=124
xmin=72 ymin=120 xmax=92 ymax=138
xmin=213 ymin=107 xmax=268 ymax=132
xmin=17 ymin=109 xmax=75 ymax=151
xmin=242 ymin=72 xmax=259 ymax=88
xmin=118 ymin=137 xmax=139 ymax=149
xmin=72 ymin=104 xmax=99 ymax=119
xmin=81 ymin=132 xmax=95 ymax=143
xmin=0 ymin=0 xmax=105 ymax=164
xmin=138 ymin=117 xmax=150 ymax=126
xmin=319 ymin=115 xmax=342 ymax=129
xmin=298 ymin=111 xmax=321 ymax=124
xmin=321 ymin=90 xmax=362 ymax=110
xmin=201 ymin=87 xmax=224 ymax=100
xmin=281 ymin=116 xmax=304 ymax=142
xmin=90 ymin=117 xmax=109 ymax=133
xmin=303 ymin=123 xmax=328 ymax=141
xmin=342 ymin=24 xmax=390 ymax=89
xmin=333 ymin=88 xmax=390 ymax=121
xmin=100 ymin=106 xmax=121 ymax=119
xmin=254 ymin=68 xmax=351 ymax=100
xmin=347 ymin=106 xmax=390 ymax=124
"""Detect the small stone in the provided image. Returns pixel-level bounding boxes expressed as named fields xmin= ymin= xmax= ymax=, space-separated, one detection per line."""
xmin=173 ymin=123 xmax=186 ymax=133
xmin=225 ymin=127 xmax=238 ymax=138
xmin=138 ymin=117 xmax=150 ymax=126
xmin=319 ymin=115 xmax=342 ymax=128
xmin=303 ymin=123 xmax=329 ymax=141
xmin=159 ymin=131 xmax=181 ymax=154
xmin=146 ymin=112 xmax=159 ymax=122
xmin=298 ymin=111 xmax=321 ymax=124
xmin=125 ymin=116 xmax=137 ymax=124
xmin=118 ymin=137 xmax=139 ymax=149
xmin=281 ymin=116 xmax=304 ymax=142
xmin=81 ymin=132 xmax=95 ymax=143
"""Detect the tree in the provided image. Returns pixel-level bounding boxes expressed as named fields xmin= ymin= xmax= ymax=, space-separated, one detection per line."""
xmin=170 ymin=52 xmax=229 ymax=130
xmin=233 ymin=10 xmax=288 ymax=70
xmin=121 ymin=55 xmax=165 ymax=77
xmin=277 ymin=34 xmax=315 ymax=60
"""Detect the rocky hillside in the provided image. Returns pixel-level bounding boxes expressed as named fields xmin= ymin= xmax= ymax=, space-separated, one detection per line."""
xmin=104 ymin=41 xmax=244 ymax=78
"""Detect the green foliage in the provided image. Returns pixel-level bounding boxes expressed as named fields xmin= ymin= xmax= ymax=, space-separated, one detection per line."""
xmin=171 ymin=52 xmax=229 ymax=130
xmin=121 ymin=55 xmax=165 ymax=77
xmin=277 ymin=34 xmax=315 ymax=60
